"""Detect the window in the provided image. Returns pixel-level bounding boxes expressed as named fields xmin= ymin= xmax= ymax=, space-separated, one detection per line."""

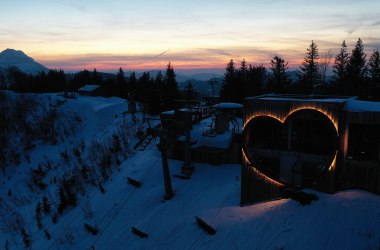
xmin=347 ymin=124 xmax=380 ymax=161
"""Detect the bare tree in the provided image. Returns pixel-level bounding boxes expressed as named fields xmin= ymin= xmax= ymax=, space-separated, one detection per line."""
xmin=319 ymin=50 xmax=333 ymax=85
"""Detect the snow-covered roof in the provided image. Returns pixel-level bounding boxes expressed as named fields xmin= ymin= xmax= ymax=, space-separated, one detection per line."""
xmin=213 ymin=102 xmax=243 ymax=109
xmin=246 ymin=94 xmax=355 ymax=104
xmin=161 ymin=110 xmax=175 ymax=115
xmin=175 ymin=116 xmax=242 ymax=149
xmin=78 ymin=84 xmax=101 ymax=92
xmin=345 ymin=99 xmax=380 ymax=112
xmin=160 ymin=108 xmax=193 ymax=116
xmin=256 ymin=97 xmax=349 ymax=104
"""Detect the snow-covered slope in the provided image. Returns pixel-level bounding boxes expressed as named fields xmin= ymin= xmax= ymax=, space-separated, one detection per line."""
xmin=1 ymin=92 xmax=380 ymax=250
xmin=0 ymin=48 xmax=48 ymax=74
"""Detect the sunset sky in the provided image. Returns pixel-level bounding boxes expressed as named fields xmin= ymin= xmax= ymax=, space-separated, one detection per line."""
xmin=1 ymin=0 xmax=380 ymax=73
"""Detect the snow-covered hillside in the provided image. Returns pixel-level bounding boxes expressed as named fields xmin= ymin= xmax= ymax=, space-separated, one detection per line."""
xmin=1 ymin=92 xmax=380 ymax=250
xmin=0 ymin=49 xmax=48 ymax=74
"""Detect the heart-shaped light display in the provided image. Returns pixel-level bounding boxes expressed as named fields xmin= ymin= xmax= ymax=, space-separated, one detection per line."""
xmin=243 ymin=108 xmax=338 ymax=185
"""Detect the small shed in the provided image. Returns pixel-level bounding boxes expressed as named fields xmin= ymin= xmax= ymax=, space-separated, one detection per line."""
xmin=78 ymin=85 xmax=101 ymax=96
xmin=213 ymin=102 xmax=243 ymax=134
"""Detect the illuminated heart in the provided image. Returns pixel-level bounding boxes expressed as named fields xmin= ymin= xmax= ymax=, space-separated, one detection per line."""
xmin=242 ymin=109 xmax=338 ymax=185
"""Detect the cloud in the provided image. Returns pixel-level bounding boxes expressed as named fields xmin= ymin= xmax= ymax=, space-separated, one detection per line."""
xmin=372 ymin=20 xmax=380 ymax=26
xmin=364 ymin=40 xmax=380 ymax=51
xmin=37 ymin=36 xmax=380 ymax=72
xmin=199 ymin=48 xmax=233 ymax=57
xmin=50 ymin=0 xmax=87 ymax=12
xmin=38 ymin=46 xmax=292 ymax=71
xmin=347 ymin=29 xmax=356 ymax=35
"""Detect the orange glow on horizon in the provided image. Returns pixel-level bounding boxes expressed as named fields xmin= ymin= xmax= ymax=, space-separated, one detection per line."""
xmin=39 ymin=58 xmax=232 ymax=72
xmin=32 ymin=49 xmax=306 ymax=72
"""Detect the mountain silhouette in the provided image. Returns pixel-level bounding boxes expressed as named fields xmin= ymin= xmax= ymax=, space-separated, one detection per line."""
xmin=0 ymin=48 xmax=48 ymax=74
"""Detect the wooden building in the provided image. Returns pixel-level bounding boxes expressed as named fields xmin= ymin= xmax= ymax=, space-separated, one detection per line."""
xmin=241 ymin=94 xmax=380 ymax=205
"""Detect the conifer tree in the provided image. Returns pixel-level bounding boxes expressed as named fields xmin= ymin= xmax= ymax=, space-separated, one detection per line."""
xmin=238 ymin=59 xmax=248 ymax=101
xmin=142 ymin=71 xmax=163 ymax=114
xmin=155 ymin=71 xmax=163 ymax=88
xmin=246 ymin=64 xmax=265 ymax=97
xmin=183 ymin=81 xmax=198 ymax=100
xmin=332 ymin=40 xmax=350 ymax=93
xmin=267 ymin=56 xmax=292 ymax=93
xmin=162 ymin=62 xmax=179 ymax=110
xmin=368 ymin=49 xmax=380 ymax=99
xmin=70 ymin=69 xmax=91 ymax=91
xmin=116 ymin=67 xmax=125 ymax=84
xmin=220 ymin=59 xmax=237 ymax=102
xmin=127 ymin=71 xmax=137 ymax=100
xmin=347 ymin=38 xmax=367 ymax=97
xmin=297 ymin=40 xmax=321 ymax=93
xmin=91 ymin=68 xmax=103 ymax=85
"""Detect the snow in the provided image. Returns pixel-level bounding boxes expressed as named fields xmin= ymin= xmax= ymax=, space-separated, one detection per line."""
xmin=1 ymin=92 xmax=380 ymax=250
xmin=78 ymin=85 xmax=101 ymax=92
xmin=345 ymin=99 xmax=380 ymax=112
xmin=161 ymin=110 xmax=175 ymax=115
xmin=256 ymin=97 xmax=349 ymax=104
xmin=40 ymin=156 xmax=380 ymax=250
xmin=247 ymin=95 xmax=380 ymax=113
xmin=213 ymin=102 xmax=244 ymax=109
xmin=176 ymin=117 xmax=238 ymax=149
xmin=0 ymin=48 xmax=48 ymax=74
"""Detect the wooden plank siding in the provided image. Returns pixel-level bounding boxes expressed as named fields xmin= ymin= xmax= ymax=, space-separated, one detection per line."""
xmin=241 ymin=96 xmax=380 ymax=205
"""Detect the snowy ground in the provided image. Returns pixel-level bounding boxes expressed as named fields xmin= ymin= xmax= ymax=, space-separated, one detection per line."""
xmin=1 ymin=93 xmax=380 ymax=250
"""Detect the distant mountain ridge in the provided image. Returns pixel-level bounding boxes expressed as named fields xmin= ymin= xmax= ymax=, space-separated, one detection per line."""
xmin=0 ymin=48 xmax=48 ymax=74
xmin=129 ymin=70 xmax=223 ymax=97
xmin=128 ymin=70 xmax=223 ymax=82
xmin=0 ymin=48 xmax=225 ymax=83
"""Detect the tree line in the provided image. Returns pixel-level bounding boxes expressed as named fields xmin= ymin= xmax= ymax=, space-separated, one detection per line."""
xmin=220 ymin=38 xmax=380 ymax=102
xmin=1 ymin=38 xmax=379 ymax=111
xmin=0 ymin=63 xmax=183 ymax=114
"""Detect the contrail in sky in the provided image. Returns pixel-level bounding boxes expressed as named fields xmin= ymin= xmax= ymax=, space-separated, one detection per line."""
xmin=155 ymin=49 xmax=171 ymax=58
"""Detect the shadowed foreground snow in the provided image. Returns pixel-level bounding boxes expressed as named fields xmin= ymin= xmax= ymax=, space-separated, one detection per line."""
xmin=1 ymin=93 xmax=379 ymax=250
xmin=42 ymin=151 xmax=380 ymax=249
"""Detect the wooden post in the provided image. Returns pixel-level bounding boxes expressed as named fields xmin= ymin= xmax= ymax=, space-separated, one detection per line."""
xmin=158 ymin=134 xmax=174 ymax=200
xmin=182 ymin=111 xmax=194 ymax=176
